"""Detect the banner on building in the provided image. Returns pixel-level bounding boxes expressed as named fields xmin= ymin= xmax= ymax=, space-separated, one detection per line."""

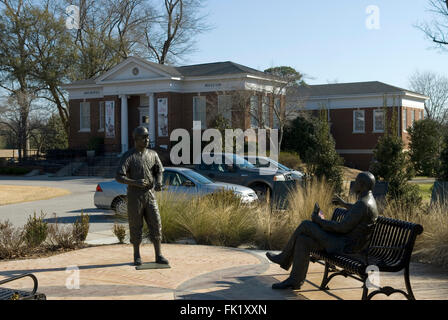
xmin=105 ymin=101 xmax=115 ymax=138
xmin=158 ymin=98 xmax=168 ymax=137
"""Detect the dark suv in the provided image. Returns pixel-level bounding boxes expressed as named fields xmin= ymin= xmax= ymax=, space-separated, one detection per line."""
xmin=193 ymin=153 xmax=295 ymax=201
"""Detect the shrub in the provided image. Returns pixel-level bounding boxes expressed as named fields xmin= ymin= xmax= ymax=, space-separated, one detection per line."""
xmin=278 ymin=151 xmax=303 ymax=170
xmin=73 ymin=211 xmax=90 ymax=244
xmin=282 ymin=114 xmax=318 ymax=163
xmin=0 ymin=167 xmax=31 ymax=175
xmin=24 ymin=212 xmax=48 ymax=248
xmin=47 ymin=215 xmax=77 ymax=249
xmin=175 ymin=190 xmax=257 ymax=247
xmin=113 ymin=224 xmax=127 ymax=244
xmin=0 ymin=220 xmax=27 ymax=259
xmin=408 ymin=119 xmax=443 ymax=177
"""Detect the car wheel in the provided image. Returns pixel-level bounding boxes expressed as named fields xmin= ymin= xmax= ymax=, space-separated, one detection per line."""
xmin=251 ymin=184 xmax=271 ymax=202
xmin=112 ymin=196 xmax=127 ymax=215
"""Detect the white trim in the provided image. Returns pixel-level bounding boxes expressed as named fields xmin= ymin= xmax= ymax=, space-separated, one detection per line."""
xmin=96 ymin=57 xmax=175 ymax=82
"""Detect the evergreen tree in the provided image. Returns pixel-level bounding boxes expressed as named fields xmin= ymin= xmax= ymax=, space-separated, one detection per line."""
xmin=437 ymin=131 xmax=448 ymax=181
xmin=370 ymin=108 xmax=422 ymax=206
xmin=308 ymin=109 xmax=344 ymax=194
xmin=408 ymin=118 xmax=443 ymax=177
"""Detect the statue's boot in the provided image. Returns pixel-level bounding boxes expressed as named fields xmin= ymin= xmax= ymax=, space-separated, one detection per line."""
xmin=272 ymin=278 xmax=303 ymax=290
xmin=266 ymin=252 xmax=289 ymax=271
xmin=154 ymin=240 xmax=169 ymax=264
xmin=133 ymin=244 xmax=142 ymax=266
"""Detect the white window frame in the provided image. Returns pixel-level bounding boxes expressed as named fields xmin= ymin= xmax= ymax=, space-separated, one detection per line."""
xmin=353 ymin=110 xmax=365 ymax=133
xmin=193 ymin=96 xmax=207 ymax=129
xmin=218 ymin=95 xmax=232 ymax=126
xmin=373 ymin=109 xmax=385 ymax=133
xmin=250 ymin=95 xmax=259 ymax=129
xmin=79 ymin=102 xmax=90 ymax=132
xmin=420 ymin=110 xmax=424 ymax=120
xmin=98 ymin=101 xmax=105 ymax=132
xmin=403 ymin=108 xmax=408 ymax=132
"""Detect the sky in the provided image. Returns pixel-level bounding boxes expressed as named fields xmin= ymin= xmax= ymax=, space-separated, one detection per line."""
xmin=185 ymin=0 xmax=448 ymax=90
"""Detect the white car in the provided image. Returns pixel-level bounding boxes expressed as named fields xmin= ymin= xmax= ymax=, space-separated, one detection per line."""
xmin=245 ymin=155 xmax=305 ymax=181
xmin=94 ymin=167 xmax=258 ymax=211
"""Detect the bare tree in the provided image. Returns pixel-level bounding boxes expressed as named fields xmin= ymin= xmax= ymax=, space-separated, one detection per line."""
xmin=137 ymin=0 xmax=211 ymax=64
xmin=418 ymin=0 xmax=448 ymax=48
xmin=409 ymin=70 xmax=448 ymax=123
xmin=0 ymin=90 xmax=43 ymax=161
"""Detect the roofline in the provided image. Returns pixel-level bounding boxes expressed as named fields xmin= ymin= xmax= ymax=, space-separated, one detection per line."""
xmin=302 ymin=91 xmax=428 ymax=101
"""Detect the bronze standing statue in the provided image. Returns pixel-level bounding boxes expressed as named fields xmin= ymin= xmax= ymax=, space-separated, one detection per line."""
xmin=266 ymin=171 xmax=379 ymax=289
xmin=116 ymin=126 xmax=169 ymax=266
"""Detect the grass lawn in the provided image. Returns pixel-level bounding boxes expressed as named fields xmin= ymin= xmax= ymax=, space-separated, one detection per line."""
xmin=0 ymin=186 xmax=71 ymax=206
xmin=417 ymin=183 xmax=433 ymax=203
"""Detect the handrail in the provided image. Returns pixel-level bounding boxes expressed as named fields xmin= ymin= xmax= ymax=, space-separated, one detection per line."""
xmin=0 ymin=274 xmax=38 ymax=296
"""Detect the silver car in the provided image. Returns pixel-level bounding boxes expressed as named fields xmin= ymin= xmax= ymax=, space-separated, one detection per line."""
xmin=94 ymin=167 xmax=258 ymax=211
xmin=244 ymin=155 xmax=305 ymax=181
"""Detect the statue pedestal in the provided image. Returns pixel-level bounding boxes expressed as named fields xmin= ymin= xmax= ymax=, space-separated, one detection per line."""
xmin=135 ymin=263 xmax=171 ymax=270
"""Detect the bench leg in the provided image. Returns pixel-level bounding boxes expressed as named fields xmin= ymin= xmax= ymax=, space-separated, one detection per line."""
xmin=319 ymin=263 xmax=330 ymax=290
xmin=361 ymin=280 xmax=369 ymax=300
xmin=404 ymin=266 xmax=416 ymax=300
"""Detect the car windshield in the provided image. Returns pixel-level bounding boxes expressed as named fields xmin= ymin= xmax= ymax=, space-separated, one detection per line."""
xmin=226 ymin=154 xmax=256 ymax=169
xmin=264 ymin=158 xmax=291 ymax=171
xmin=183 ymin=169 xmax=214 ymax=184
xmin=248 ymin=157 xmax=291 ymax=171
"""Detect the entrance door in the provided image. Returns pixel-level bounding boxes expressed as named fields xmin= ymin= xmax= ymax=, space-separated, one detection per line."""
xmin=138 ymin=107 xmax=155 ymax=147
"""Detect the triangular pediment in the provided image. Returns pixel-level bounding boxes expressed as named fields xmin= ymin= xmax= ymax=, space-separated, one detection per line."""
xmin=97 ymin=57 xmax=176 ymax=83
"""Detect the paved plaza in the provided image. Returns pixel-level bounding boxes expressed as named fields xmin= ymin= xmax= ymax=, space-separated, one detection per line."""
xmin=1 ymin=243 xmax=447 ymax=300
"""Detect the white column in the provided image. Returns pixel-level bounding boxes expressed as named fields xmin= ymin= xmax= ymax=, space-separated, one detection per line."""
xmin=120 ymin=95 xmax=128 ymax=153
xmin=147 ymin=93 xmax=156 ymax=148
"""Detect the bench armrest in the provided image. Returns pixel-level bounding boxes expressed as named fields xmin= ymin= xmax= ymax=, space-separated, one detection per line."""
xmin=0 ymin=274 xmax=38 ymax=295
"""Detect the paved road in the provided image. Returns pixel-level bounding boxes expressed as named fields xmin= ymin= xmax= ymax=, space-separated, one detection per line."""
xmin=0 ymin=175 xmax=117 ymax=237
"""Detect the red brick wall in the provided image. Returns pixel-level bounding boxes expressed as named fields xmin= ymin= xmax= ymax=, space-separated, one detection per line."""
xmin=69 ymin=91 xmax=285 ymax=153
xmin=69 ymin=96 xmax=121 ymax=153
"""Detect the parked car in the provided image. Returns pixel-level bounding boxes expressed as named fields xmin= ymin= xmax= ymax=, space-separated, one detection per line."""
xmin=244 ymin=155 xmax=305 ymax=181
xmin=193 ymin=153 xmax=295 ymax=201
xmin=94 ymin=167 xmax=258 ymax=211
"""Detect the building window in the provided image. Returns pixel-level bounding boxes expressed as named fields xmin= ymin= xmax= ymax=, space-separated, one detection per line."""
xmin=273 ymin=98 xmax=281 ymax=129
xmin=99 ymin=101 xmax=105 ymax=131
xmin=250 ymin=95 xmax=259 ymax=128
xmin=373 ymin=109 xmax=385 ymax=132
xmin=353 ymin=110 xmax=365 ymax=133
xmin=193 ymin=96 xmax=206 ymax=129
xmin=218 ymin=95 xmax=232 ymax=126
xmin=403 ymin=108 xmax=408 ymax=132
xmin=262 ymin=96 xmax=270 ymax=128
xmin=80 ymin=102 xmax=90 ymax=132
xmin=412 ymin=110 xmax=415 ymax=126
xmin=420 ymin=110 xmax=424 ymax=120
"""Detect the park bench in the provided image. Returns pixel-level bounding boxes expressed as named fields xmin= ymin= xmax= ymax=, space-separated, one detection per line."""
xmin=0 ymin=274 xmax=46 ymax=300
xmin=310 ymin=208 xmax=423 ymax=300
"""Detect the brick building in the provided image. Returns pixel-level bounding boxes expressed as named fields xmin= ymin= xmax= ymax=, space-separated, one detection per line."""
xmin=298 ymin=81 xmax=429 ymax=170
xmin=62 ymin=56 xmax=285 ymax=154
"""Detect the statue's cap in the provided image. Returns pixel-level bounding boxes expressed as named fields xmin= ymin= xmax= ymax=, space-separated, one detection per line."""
xmin=356 ymin=171 xmax=376 ymax=191
xmin=133 ymin=126 xmax=149 ymax=138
